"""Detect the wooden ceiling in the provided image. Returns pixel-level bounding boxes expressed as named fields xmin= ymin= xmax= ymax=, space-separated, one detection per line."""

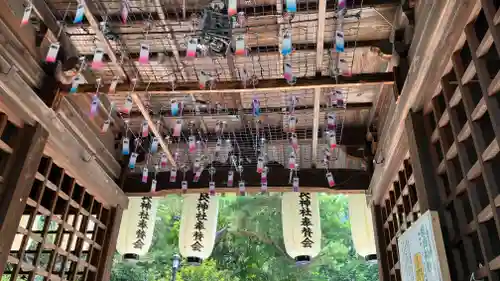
xmin=33 ymin=0 xmax=400 ymax=173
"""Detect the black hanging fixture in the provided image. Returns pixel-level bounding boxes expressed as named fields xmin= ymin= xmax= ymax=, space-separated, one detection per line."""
xmin=188 ymin=0 xmax=233 ymax=57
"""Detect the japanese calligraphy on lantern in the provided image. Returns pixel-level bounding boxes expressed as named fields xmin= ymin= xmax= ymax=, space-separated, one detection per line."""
xmin=299 ymin=192 xmax=314 ymax=248
xmin=398 ymin=211 xmax=451 ymax=281
xmin=192 ymin=193 xmax=210 ymax=252
xmin=134 ymin=196 xmax=153 ymax=249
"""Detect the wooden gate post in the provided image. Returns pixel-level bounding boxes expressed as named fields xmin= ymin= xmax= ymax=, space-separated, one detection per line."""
xmin=0 ymin=123 xmax=49 ymax=275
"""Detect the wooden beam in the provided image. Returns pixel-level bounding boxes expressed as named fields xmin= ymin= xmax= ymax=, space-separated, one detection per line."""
xmin=77 ymin=40 xmax=395 ymax=63
xmin=0 ymin=62 xmax=128 ymax=208
xmin=131 ymin=93 xmax=177 ymax=167
xmin=122 ymin=168 xmax=370 ymax=196
xmin=0 ymin=0 xmax=39 ymax=60
xmin=311 ymin=89 xmax=321 ymax=167
xmin=59 ymin=0 xmax=399 ymax=24
xmin=0 ymin=123 xmax=49 ymax=275
xmin=126 ymin=125 xmax=368 ymax=148
xmin=153 ymin=0 xmax=187 ymax=80
xmin=57 ymin=98 xmax=121 ymax=179
xmin=138 ymin=186 xmax=366 ymax=196
xmin=405 ymin=110 xmax=442 ymax=211
xmin=370 ymin=0 xmax=478 ymax=203
xmin=315 ymin=0 xmax=327 ymax=74
xmin=82 ymin=2 xmax=128 ymax=80
xmin=372 ymin=204 xmax=390 ymax=281
xmin=0 ymin=18 xmax=41 ymax=88
xmin=125 ymin=102 xmax=372 ymax=119
xmin=74 ymin=72 xmax=394 ymax=94
xmin=31 ymin=0 xmax=96 ymax=83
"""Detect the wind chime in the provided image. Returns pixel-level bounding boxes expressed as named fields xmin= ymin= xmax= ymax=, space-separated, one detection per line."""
xmin=331 ymin=0 xmax=349 ymax=79
xmin=282 ymin=28 xmax=295 ymax=84
xmin=322 ymin=110 xmax=338 ymax=188
xmin=283 ymin=95 xmax=300 ymax=192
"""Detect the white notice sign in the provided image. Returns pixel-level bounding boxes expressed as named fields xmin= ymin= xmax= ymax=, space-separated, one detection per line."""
xmin=397 ymin=210 xmax=451 ymax=281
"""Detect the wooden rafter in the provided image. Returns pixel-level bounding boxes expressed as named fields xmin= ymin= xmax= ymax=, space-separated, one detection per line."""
xmin=370 ymin=0 xmax=480 ymax=203
xmin=124 ymin=102 xmax=372 ymax=119
xmin=82 ymin=1 xmax=128 ymax=79
xmin=0 ymin=64 xmax=128 ymax=208
xmin=131 ymin=93 xmax=177 ymax=167
xmin=74 ymin=72 xmax=394 ymax=94
xmin=311 ymin=0 xmax=327 ymax=167
xmin=31 ymin=0 xmax=96 ymax=83
xmin=122 ymin=168 xmax=370 ymax=196
xmin=77 ymin=39 xmax=394 ymax=63
xmin=59 ymin=0 xmax=400 ymax=24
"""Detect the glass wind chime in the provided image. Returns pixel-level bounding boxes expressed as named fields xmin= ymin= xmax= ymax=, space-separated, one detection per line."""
xmin=282 ymin=95 xmax=300 ymax=191
xmin=250 ymin=96 xmax=270 ymax=194
xmin=321 ymin=85 xmax=350 ymax=188
xmin=323 ymin=111 xmax=337 ymax=188
xmin=281 ymin=0 xmax=297 ymax=85
xmin=330 ymin=0 xmax=350 ymax=79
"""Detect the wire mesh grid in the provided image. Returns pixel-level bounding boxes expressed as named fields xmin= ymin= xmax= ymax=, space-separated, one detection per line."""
xmin=115 ymin=85 xmax=358 ymax=174
xmin=50 ymin=0 xmax=345 ymax=84
xmin=49 ymin=0 xmax=396 ymax=89
xmin=40 ymin=0 xmax=392 ymax=176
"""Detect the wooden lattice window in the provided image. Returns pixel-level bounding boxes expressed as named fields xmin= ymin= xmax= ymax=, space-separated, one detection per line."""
xmin=374 ymin=157 xmax=419 ymax=281
xmin=2 ymin=155 xmax=115 ymax=281
xmin=411 ymin=1 xmax=500 ymax=279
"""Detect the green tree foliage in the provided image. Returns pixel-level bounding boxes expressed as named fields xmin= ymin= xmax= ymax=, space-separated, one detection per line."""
xmin=111 ymin=194 xmax=379 ymax=281
xmin=177 ymin=259 xmax=238 ymax=281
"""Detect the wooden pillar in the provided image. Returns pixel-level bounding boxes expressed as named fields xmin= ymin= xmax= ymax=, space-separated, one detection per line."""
xmin=0 ymin=123 xmax=49 ymax=275
xmin=372 ymin=204 xmax=390 ymax=281
xmin=93 ymin=206 xmax=124 ymax=281
xmin=405 ymin=110 xmax=443 ymax=211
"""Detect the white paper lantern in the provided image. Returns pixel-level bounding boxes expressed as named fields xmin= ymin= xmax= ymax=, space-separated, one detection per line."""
xmin=348 ymin=194 xmax=377 ymax=262
xmin=116 ymin=197 xmax=158 ymax=261
xmin=179 ymin=193 xmax=219 ymax=265
xmin=281 ymin=192 xmax=321 ymax=265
